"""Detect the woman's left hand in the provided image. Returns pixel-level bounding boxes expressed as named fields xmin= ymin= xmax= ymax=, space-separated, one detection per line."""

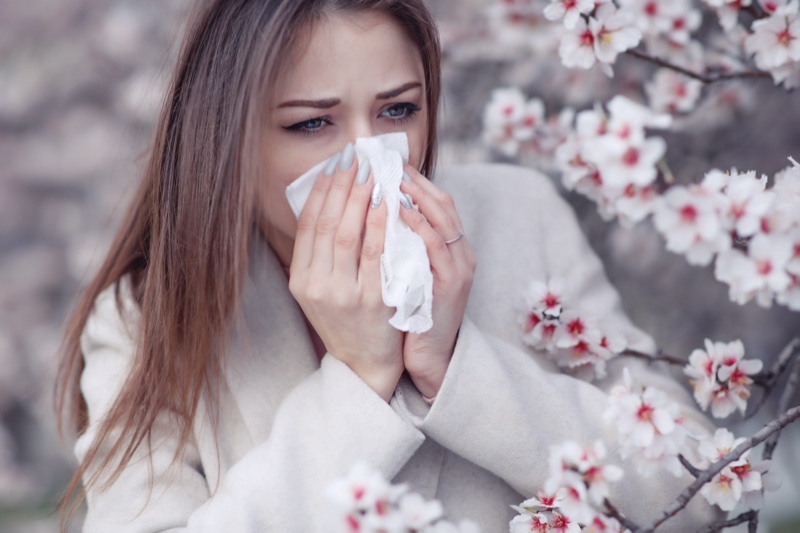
xmin=399 ymin=165 xmax=477 ymax=400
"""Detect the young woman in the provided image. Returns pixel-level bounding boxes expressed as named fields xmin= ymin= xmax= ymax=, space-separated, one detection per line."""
xmin=57 ymin=0 xmax=717 ymax=531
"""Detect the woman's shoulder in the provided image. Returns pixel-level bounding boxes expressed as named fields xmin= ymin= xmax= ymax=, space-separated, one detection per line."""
xmin=431 ymin=162 xmax=566 ymax=242
xmin=80 ymin=275 xmax=140 ymax=358
xmin=433 ymin=162 xmax=559 ymax=206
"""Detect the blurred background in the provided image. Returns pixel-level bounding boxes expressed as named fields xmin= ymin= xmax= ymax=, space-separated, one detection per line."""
xmin=0 ymin=0 xmax=798 ymax=531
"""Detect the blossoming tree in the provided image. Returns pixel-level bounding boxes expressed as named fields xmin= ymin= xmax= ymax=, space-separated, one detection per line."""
xmin=324 ymin=0 xmax=800 ymax=531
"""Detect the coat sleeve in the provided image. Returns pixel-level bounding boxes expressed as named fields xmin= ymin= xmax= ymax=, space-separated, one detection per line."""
xmin=391 ymin=164 xmax=719 ymax=529
xmin=75 ymin=284 xmax=425 ymax=533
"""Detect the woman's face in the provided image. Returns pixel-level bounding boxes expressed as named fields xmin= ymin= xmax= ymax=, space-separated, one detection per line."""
xmin=261 ymin=10 xmax=429 ymax=267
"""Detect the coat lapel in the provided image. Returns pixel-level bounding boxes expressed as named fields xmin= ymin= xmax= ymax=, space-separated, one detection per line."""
xmin=222 ymin=234 xmax=320 ymax=446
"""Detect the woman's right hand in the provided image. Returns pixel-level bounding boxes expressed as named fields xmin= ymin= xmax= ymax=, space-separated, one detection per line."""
xmin=288 ymin=143 xmax=404 ymax=401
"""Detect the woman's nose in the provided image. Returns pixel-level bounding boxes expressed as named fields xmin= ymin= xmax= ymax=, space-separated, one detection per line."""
xmin=347 ymin=116 xmax=376 ymax=141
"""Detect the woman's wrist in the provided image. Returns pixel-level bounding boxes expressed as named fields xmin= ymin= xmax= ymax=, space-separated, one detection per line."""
xmin=355 ymin=362 xmax=405 ymax=402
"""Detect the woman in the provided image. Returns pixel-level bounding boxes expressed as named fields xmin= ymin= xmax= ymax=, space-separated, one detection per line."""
xmin=57 ymin=0 xmax=715 ymax=531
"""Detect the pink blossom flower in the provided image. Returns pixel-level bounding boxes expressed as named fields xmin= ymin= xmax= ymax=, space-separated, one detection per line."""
xmin=521 ymin=279 xmax=566 ymax=352
xmin=560 ymin=16 xmax=602 ymax=69
xmin=618 ymin=0 xmax=684 ymax=36
xmin=589 ymin=5 xmax=644 ymax=75
xmin=745 ymin=7 xmax=800 ymax=70
xmin=700 ymin=466 xmax=744 ymax=511
xmin=482 ymin=87 xmax=528 ymax=156
xmin=715 ymin=234 xmax=794 ymax=306
xmin=397 ymin=493 xmax=443 ymax=530
xmin=697 ymin=428 xmax=763 ymax=511
xmin=653 ymin=180 xmax=731 ymax=266
xmin=544 ymin=0 xmax=597 ymax=30
xmin=645 ymin=69 xmax=703 ymax=114
xmin=685 ymin=339 xmax=762 ymax=418
xmin=720 ymin=170 xmax=774 ymax=237
xmin=605 ymin=369 xmax=688 ymax=476
xmin=684 ymin=339 xmax=721 ymax=409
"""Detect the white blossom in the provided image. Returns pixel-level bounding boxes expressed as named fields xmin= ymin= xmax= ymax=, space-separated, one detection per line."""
xmin=696 ymin=428 xmax=764 ymax=511
xmin=684 ymin=339 xmax=763 ymax=418
xmin=745 ymin=5 xmax=800 ymax=70
xmin=604 ymin=369 xmax=688 ymax=476
xmin=543 ymin=0 xmax=596 ymax=30
xmin=653 ymin=178 xmax=731 ymax=266
xmin=645 ymin=69 xmax=703 ymax=114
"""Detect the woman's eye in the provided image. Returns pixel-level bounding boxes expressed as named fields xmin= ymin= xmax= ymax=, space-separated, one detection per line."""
xmin=381 ymin=103 xmax=421 ymax=123
xmin=284 ymin=117 xmax=331 ymax=136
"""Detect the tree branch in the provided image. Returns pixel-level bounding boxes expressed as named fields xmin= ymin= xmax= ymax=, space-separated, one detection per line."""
xmin=753 ymin=337 xmax=800 ymax=388
xmin=625 ymin=48 xmax=771 ymax=84
xmin=748 ymin=338 xmax=800 ymax=418
xmin=620 ymin=348 xmax=686 ymax=367
xmin=678 ymin=454 xmax=701 ymax=478
xmin=635 ymin=405 xmax=800 ymax=532
xmin=698 ymin=510 xmax=757 ymax=533
xmin=603 ymin=498 xmax=641 ymax=532
xmin=763 ymin=355 xmax=800 ymax=460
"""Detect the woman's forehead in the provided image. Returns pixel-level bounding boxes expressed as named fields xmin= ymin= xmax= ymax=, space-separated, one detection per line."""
xmin=273 ymin=11 xmax=425 ymax=101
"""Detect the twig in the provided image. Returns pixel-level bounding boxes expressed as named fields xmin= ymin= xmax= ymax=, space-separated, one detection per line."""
xmin=748 ymin=338 xmax=800 ymax=418
xmin=635 ymin=405 xmax=800 ymax=532
xmin=763 ymin=355 xmax=800 ymax=460
xmin=625 ymin=48 xmax=771 ymax=84
xmin=603 ymin=498 xmax=641 ymax=532
xmin=749 ymin=514 xmax=759 ymax=533
xmin=698 ymin=510 xmax=757 ymax=532
xmin=620 ymin=348 xmax=686 ymax=367
xmin=678 ymin=454 xmax=701 ymax=478
xmin=753 ymin=338 xmax=800 ymax=388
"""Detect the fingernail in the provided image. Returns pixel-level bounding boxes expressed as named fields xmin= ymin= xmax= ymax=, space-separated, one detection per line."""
xmin=399 ymin=193 xmax=412 ymax=210
xmin=356 ymin=159 xmax=371 ymax=185
xmin=324 ymin=152 xmax=342 ymax=176
xmin=402 ymin=171 xmax=412 ymax=183
xmin=370 ymin=183 xmax=382 ymax=209
xmin=339 ymin=142 xmax=355 ymax=171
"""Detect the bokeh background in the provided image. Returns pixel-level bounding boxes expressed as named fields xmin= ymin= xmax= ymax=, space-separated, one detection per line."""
xmin=0 ymin=0 xmax=798 ymax=531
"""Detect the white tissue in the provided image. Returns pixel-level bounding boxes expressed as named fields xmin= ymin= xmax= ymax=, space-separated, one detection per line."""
xmin=285 ymin=133 xmax=433 ymax=333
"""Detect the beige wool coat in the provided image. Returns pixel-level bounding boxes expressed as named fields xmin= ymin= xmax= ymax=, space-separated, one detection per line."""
xmin=76 ymin=163 xmax=718 ymax=532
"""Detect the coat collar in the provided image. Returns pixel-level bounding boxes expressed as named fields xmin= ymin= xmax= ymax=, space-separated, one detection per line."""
xmin=222 ymin=233 xmax=320 ymax=443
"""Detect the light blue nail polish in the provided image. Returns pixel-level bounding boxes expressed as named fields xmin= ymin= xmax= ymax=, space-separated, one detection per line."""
xmin=324 ymin=152 xmax=342 ymax=176
xmin=402 ymin=171 xmax=412 ymax=183
xmin=370 ymin=183 xmax=382 ymax=209
xmin=356 ymin=159 xmax=371 ymax=185
xmin=339 ymin=143 xmax=355 ymax=171
xmin=399 ymin=193 xmax=412 ymax=210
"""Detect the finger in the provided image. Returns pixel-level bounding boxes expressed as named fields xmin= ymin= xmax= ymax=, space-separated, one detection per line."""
xmin=358 ymin=182 xmax=387 ymax=292
xmin=399 ymin=166 xmax=471 ymax=266
xmin=311 ymin=143 xmax=358 ymax=274
xmin=399 ymin=203 xmax=458 ymax=281
xmin=401 ymin=165 xmax=465 ymax=229
xmin=291 ymin=158 xmax=337 ymax=272
xmin=333 ymin=159 xmax=373 ymax=280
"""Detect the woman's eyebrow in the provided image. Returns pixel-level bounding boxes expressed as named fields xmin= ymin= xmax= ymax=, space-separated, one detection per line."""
xmin=376 ymin=82 xmax=422 ymax=100
xmin=277 ymin=98 xmax=340 ymax=109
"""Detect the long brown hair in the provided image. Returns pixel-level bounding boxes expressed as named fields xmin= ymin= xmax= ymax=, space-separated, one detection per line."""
xmin=56 ymin=0 xmax=440 ymax=526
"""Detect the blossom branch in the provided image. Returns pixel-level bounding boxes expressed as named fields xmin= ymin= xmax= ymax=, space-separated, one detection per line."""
xmin=677 ymin=454 xmax=701 ymax=478
xmin=636 ymin=404 xmax=800 ymax=532
xmin=625 ymin=48 xmax=771 ymax=84
xmin=603 ymin=498 xmax=641 ymax=532
xmin=753 ymin=337 xmax=800 ymax=388
xmin=620 ymin=348 xmax=686 ymax=367
xmin=763 ymin=355 xmax=800 ymax=460
xmin=698 ymin=510 xmax=757 ymax=533
xmin=748 ymin=338 xmax=800 ymax=417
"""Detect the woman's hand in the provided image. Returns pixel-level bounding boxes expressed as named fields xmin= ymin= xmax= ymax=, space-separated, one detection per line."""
xmin=399 ymin=165 xmax=477 ymax=400
xmin=289 ymin=144 xmax=404 ymax=401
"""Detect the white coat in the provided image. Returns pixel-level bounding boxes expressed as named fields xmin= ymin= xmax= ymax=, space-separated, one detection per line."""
xmin=76 ymin=164 xmax=718 ymax=532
